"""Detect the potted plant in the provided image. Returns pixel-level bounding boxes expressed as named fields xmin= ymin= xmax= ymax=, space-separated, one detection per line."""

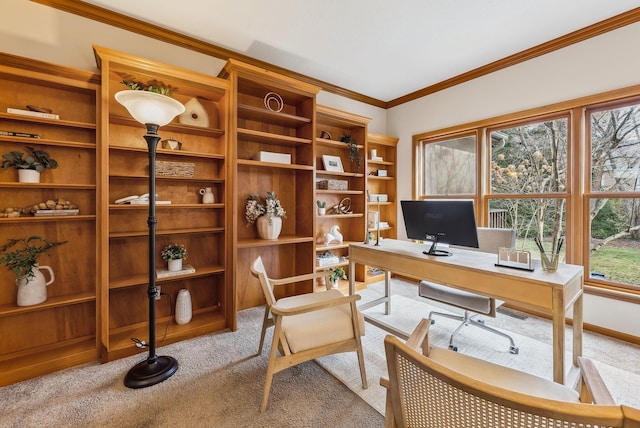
xmin=340 ymin=133 xmax=362 ymax=172
xmin=245 ymin=191 xmax=287 ymax=239
xmin=1 ymin=146 xmax=58 ymax=183
xmin=161 ymin=243 xmax=188 ymax=272
xmin=316 ymin=200 xmax=327 ymax=216
xmin=328 ymin=267 xmax=347 ymax=289
xmin=0 ymin=236 xmax=66 ymax=306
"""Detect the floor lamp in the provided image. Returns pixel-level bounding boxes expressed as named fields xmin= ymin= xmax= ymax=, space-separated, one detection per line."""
xmin=115 ymin=90 xmax=185 ymax=388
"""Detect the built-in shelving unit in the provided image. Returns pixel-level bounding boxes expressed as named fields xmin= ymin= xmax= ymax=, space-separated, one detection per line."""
xmin=220 ymin=59 xmax=320 ymax=310
xmin=314 ymin=105 xmax=370 ymax=291
xmin=94 ymin=46 xmax=232 ymax=362
xmin=364 ymin=132 xmax=399 ymax=284
xmin=0 ymin=53 xmax=99 ymax=386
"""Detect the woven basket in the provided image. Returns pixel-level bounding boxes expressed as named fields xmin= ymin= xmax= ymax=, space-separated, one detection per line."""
xmin=156 ymin=160 xmax=195 ymax=177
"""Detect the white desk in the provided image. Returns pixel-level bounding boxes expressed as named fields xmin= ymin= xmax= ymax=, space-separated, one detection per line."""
xmin=348 ymin=239 xmax=584 ymax=385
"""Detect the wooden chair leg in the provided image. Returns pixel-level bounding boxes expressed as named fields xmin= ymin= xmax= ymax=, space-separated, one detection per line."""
xmin=261 ymin=317 xmax=281 ymax=413
xmin=258 ymin=306 xmax=270 ymax=355
xmin=356 ymin=337 xmax=368 ymax=389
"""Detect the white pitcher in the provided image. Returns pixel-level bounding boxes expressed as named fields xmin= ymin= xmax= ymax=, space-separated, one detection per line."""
xmin=199 ymin=187 xmax=214 ymax=204
xmin=16 ymin=264 xmax=55 ymax=306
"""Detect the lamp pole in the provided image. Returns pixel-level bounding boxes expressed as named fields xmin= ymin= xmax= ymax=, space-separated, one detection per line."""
xmin=123 ymin=123 xmax=178 ymax=388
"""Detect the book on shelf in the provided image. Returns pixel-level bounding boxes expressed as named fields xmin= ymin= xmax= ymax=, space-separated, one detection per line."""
xmin=7 ymin=108 xmax=60 ymax=120
xmin=156 ymin=264 xmax=196 ymax=278
xmin=0 ymin=130 xmax=41 ymax=138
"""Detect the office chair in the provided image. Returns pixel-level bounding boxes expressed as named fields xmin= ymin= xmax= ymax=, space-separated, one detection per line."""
xmin=419 ymin=227 xmax=519 ymax=354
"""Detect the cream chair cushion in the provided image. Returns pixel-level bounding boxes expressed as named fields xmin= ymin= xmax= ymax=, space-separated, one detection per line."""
xmin=275 ymin=289 xmax=365 ymax=353
xmin=428 ymin=346 xmax=580 ymax=402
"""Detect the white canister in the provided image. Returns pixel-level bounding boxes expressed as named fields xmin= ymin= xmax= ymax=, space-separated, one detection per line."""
xmin=199 ymin=187 xmax=214 ymax=204
xmin=175 ymin=289 xmax=192 ymax=325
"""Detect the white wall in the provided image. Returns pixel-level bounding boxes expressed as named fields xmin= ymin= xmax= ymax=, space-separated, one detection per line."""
xmin=387 ymin=22 xmax=640 ymax=338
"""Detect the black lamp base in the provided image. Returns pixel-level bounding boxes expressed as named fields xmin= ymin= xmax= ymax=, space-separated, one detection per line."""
xmin=124 ymin=355 xmax=178 ymax=389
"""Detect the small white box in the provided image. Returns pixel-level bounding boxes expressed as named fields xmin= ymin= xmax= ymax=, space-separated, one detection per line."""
xmin=368 ymin=194 xmax=388 ymax=202
xmin=377 ymin=170 xmax=387 ymax=177
xmin=316 ymin=256 xmax=340 ymax=267
xmin=253 ymin=151 xmax=291 ymax=164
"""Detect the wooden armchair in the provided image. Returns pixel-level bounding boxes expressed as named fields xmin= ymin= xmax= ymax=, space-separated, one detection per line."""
xmin=250 ymin=256 xmax=368 ymax=412
xmin=381 ymin=318 xmax=640 ymax=428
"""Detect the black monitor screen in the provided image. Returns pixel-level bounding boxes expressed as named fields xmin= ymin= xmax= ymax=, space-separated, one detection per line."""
xmin=401 ymin=199 xmax=479 ymax=256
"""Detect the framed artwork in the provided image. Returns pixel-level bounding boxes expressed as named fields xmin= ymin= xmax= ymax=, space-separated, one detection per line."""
xmin=322 ymin=155 xmax=344 ymax=172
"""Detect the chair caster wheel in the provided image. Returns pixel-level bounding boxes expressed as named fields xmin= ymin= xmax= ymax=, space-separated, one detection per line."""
xmin=448 ymin=345 xmax=458 ymax=352
xmin=430 ymin=319 xmax=435 ymax=325
xmin=510 ymin=346 xmax=519 ymax=355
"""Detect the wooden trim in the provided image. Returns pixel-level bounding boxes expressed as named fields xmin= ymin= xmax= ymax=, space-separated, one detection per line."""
xmin=31 ymin=1 xmax=640 ymax=109
xmin=0 ymin=51 xmax=100 ymax=84
xmin=387 ymin=7 xmax=640 ymax=108
xmin=29 ymin=0 xmax=385 ymax=108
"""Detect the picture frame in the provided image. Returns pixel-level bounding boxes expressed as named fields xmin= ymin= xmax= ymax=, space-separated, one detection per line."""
xmin=322 ymin=155 xmax=344 ymax=172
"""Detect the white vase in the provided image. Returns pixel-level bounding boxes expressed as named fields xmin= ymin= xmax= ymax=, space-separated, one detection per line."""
xmin=256 ymin=216 xmax=282 ymax=240
xmin=18 ymin=169 xmax=40 ymax=183
xmin=317 ymin=207 xmax=326 ymax=216
xmin=16 ymin=264 xmax=55 ymax=306
xmin=329 ymin=279 xmax=339 ymax=289
xmin=199 ymin=187 xmax=214 ymax=204
xmin=168 ymin=258 xmax=183 ymax=272
xmin=175 ymin=289 xmax=192 ymax=325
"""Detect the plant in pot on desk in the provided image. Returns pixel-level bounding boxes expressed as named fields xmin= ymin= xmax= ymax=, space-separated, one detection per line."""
xmin=245 ymin=191 xmax=287 ymax=240
xmin=328 ymin=267 xmax=347 ymax=289
xmin=0 ymin=236 xmax=66 ymax=306
xmin=1 ymin=146 xmax=58 ymax=183
xmin=161 ymin=243 xmax=188 ymax=272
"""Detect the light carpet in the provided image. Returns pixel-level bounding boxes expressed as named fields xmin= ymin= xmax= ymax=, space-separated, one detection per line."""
xmin=316 ymin=282 xmax=640 ymax=415
xmin=0 ymin=306 xmax=383 ymax=428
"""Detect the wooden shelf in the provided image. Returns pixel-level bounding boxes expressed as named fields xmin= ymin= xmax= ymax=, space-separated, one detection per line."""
xmin=316 ymin=137 xmax=364 ymax=150
xmin=0 ymin=53 xmax=99 ymax=386
xmin=110 ymin=226 xmax=224 ymax=239
xmin=237 ymin=103 xmax=311 ymax=127
xmin=0 ymin=112 xmax=96 ymax=129
xmin=96 ymin=45 xmax=233 ymax=364
xmin=105 ymin=309 xmax=226 ymax=361
xmin=237 ymin=159 xmax=314 ymax=171
xmin=0 ymin=292 xmax=95 ymax=317
xmin=236 ymin=236 xmax=315 ymax=249
xmin=110 ymin=265 xmax=225 ymax=290
xmin=0 ymin=135 xmax=95 ymax=149
xmin=316 ymin=170 xmax=365 ymax=178
xmin=316 ymin=189 xmax=363 ymax=195
xmin=237 ymin=128 xmax=312 ymax=146
xmin=109 ymin=114 xmax=224 ymax=137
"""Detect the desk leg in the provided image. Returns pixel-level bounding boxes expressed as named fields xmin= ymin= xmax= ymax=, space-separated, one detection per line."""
xmin=552 ymin=289 xmax=565 ymax=384
xmin=573 ymin=293 xmax=583 ymax=367
xmin=384 ymin=270 xmax=391 ymax=315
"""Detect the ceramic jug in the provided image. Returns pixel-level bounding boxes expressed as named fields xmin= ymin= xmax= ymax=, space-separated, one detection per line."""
xmin=199 ymin=187 xmax=214 ymax=204
xmin=16 ymin=264 xmax=55 ymax=306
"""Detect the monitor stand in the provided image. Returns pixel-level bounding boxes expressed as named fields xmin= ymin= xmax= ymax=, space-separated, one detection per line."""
xmin=423 ymin=235 xmax=452 ymax=257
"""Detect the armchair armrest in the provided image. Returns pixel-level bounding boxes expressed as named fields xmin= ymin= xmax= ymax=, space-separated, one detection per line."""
xmin=271 ymin=293 xmax=361 ymax=316
xmin=578 ymin=356 xmax=615 ymax=405
xmin=405 ymin=318 xmax=431 ymax=356
xmin=270 ymin=271 xmax=331 ymax=287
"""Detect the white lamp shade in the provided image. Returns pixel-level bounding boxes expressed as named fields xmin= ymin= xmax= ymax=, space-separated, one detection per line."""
xmin=115 ymin=90 xmax=185 ymax=126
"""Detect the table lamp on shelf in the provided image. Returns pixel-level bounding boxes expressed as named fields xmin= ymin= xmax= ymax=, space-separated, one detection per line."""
xmin=115 ymin=90 xmax=185 ymax=389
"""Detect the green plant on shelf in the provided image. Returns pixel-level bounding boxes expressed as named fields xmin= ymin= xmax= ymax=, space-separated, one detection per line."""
xmin=328 ymin=266 xmax=347 ymax=284
xmin=121 ymin=79 xmax=174 ymax=95
xmin=1 ymin=146 xmax=58 ymax=171
xmin=161 ymin=243 xmax=188 ymax=261
xmin=0 ymin=236 xmax=67 ymax=281
xmin=339 ymin=133 xmax=362 ymax=172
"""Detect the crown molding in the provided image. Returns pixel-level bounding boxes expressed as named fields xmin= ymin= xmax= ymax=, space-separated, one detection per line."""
xmin=30 ymin=1 xmax=640 ymax=109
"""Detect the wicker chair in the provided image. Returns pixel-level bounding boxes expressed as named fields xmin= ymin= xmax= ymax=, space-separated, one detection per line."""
xmin=381 ymin=318 xmax=640 ymax=428
xmin=250 ymin=256 xmax=367 ymax=412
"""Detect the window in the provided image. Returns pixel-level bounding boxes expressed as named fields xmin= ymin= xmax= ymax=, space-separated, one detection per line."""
xmin=421 ymin=134 xmax=477 ymax=196
xmin=586 ymin=100 xmax=640 ymax=289
xmin=488 ymin=116 xmax=569 ymax=260
xmin=415 ymin=91 xmax=640 ymax=294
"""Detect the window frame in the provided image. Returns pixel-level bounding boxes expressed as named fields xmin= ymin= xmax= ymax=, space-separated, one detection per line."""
xmin=413 ymin=87 xmax=640 ymax=300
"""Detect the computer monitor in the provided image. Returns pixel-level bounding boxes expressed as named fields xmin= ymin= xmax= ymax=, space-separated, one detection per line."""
xmin=401 ymin=199 xmax=479 ymax=256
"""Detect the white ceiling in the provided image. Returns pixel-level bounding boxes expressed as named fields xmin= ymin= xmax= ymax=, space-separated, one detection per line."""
xmin=83 ymin=0 xmax=640 ymax=102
